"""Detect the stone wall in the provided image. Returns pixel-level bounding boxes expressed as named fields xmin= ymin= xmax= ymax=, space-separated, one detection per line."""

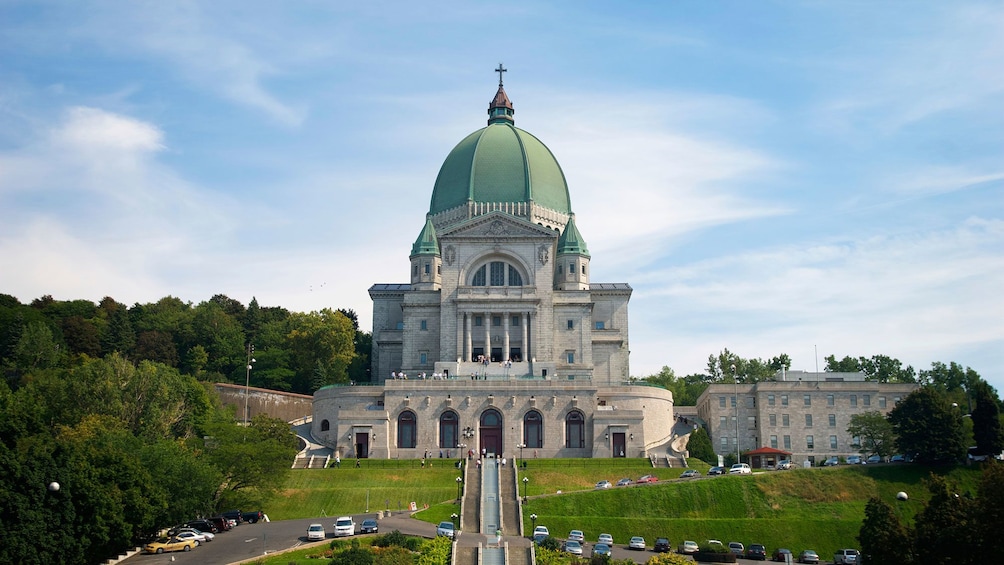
xmin=214 ymin=383 xmax=313 ymax=423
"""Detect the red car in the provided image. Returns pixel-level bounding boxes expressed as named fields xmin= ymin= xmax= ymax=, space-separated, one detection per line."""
xmin=637 ymin=475 xmax=659 ymax=483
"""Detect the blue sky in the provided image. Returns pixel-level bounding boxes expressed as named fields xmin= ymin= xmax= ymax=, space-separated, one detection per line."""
xmin=1 ymin=1 xmax=1001 ymax=392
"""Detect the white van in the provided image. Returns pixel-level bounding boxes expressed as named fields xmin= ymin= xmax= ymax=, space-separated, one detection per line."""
xmin=728 ymin=463 xmax=752 ymax=475
xmin=334 ymin=516 xmax=355 ymax=537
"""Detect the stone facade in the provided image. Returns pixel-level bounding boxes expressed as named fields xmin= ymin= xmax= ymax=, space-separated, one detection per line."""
xmin=311 ymin=79 xmax=673 ymax=459
xmin=695 ymin=371 xmax=918 ymax=466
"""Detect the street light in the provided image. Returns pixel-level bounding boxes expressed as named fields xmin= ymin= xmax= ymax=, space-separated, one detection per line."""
xmin=244 ymin=343 xmax=256 ymax=426
xmin=456 ymin=476 xmax=463 ymax=501
xmin=517 ymin=442 xmax=526 ymax=465
xmin=451 ymin=512 xmax=459 ymax=531
xmin=530 ymin=513 xmax=537 ymax=537
xmin=732 ymin=363 xmax=740 ymax=465
xmin=522 ymin=476 xmax=529 ymax=502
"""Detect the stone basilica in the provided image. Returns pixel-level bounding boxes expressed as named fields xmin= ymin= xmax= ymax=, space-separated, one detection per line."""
xmin=312 ymin=72 xmax=674 ymax=460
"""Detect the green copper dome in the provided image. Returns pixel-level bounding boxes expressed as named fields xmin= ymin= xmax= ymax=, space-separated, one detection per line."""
xmin=428 ymin=85 xmax=572 ymax=217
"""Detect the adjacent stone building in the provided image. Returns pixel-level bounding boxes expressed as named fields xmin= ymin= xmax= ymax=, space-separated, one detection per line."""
xmin=695 ymin=370 xmax=918 ymax=466
xmin=312 ymin=74 xmax=675 ymax=460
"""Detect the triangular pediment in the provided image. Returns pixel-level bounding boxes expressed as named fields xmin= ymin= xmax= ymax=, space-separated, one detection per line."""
xmin=439 ymin=211 xmax=558 ymax=240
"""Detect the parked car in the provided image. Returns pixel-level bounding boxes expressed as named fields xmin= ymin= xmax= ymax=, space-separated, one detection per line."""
xmin=307 ymin=524 xmax=326 ymax=541
xmin=708 ymin=466 xmax=725 ymax=475
xmin=776 ymin=460 xmax=792 ymax=470
xmin=823 ymin=457 xmax=840 ymax=466
xmin=597 ymin=533 xmax=613 ymax=545
xmin=891 ymin=454 xmax=906 ymax=463
xmin=729 ymin=463 xmax=752 ymax=475
xmin=595 ymin=480 xmax=612 ymax=489
xmin=680 ymin=469 xmax=700 ymax=478
xmin=207 ymin=516 xmax=231 ymax=532
xmin=616 ymin=477 xmax=633 ymax=486
xmin=334 ymin=516 xmax=355 ymax=537
xmin=142 ymin=537 xmax=196 ymax=554
xmin=592 ymin=543 xmax=611 ymax=557
xmin=436 ymin=521 xmax=456 ymax=539
xmin=222 ymin=509 xmax=244 ymax=525
xmin=772 ymin=548 xmax=793 ymax=561
xmin=564 ymin=540 xmax=583 ymax=555
xmin=629 ymin=536 xmax=646 ymax=550
xmin=866 ymin=455 xmax=882 ymax=464
xmin=728 ymin=542 xmax=745 ymax=555
xmin=637 ymin=474 xmax=659 ymax=483
xmin=533 ymin=526 xmax=550 ymax=538
xmin=174 ymin=529 xmax=213 ymax=544
xmin=360 ymin=519 xmax=379 ymax=534
xmin=568 ymin=529 xmax=584 ymax=542
xmin=846 ymin=455 xmax=862 ymax=465
xmin=678 ymin=540 xmax=699 ymax=554
xmin=833 ymin=548 xmax=860 ymax=564
xmin=654 ymin=538 xmax=671 ymax=553
xmin=242 ymin=510 xmax=264 ymax=523
xmin=746 ymin=543 xmax=767 ymax=560
xmin=798 ymin=549 xmax=820 ymax=563
xmin=186 ymin=519 xmax=218 ymax=534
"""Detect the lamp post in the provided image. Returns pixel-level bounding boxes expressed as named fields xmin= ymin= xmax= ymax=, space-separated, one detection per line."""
xmin=451 ymin=512 xmax=459 ymax=532
xmin=458 ymin=443 xmax=466 ymax=468
xmin=732 ymin=363 xmax=740 ymax=464
xmin=522 ymin=476 xmax=529 ymax=502
xmin=517 ymin=442 xmax=526 ymax=465
xmin=244 ymin=343 xmax=255 ymax=426
xmin=456 ymin=476 xmax=463 ymax=501
xmin=530 ymin=513 xmax=537 ymax=538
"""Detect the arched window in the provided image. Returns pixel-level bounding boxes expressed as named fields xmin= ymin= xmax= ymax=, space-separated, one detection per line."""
xmin=440 ymin=411 xmax=459 ymax=449
xmin=321 ymin=419 xmax=330 ymax=432
xmin=565 ymin=411 xmax=585 ymax=449
xmin=471 ymin=261 xmax=523 ymax=287
xmin=524 ymin=410 xmax=543 ymax=448
xmin=398 ymin=411 xmax=417 ymax=449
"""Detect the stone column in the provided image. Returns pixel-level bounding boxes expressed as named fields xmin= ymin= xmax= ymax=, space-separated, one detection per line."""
xmin=484 ymin=311 xmax=490 ymax=362
xmin=521 ymin=312 xmax=528 ymax=362
xmin=503 ymin=311 xmax=510 ymax=361
xmin=465 ymin=312 xmax=472 ymax=362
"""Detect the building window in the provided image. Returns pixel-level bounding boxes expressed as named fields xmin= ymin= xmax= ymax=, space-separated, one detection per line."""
xmin=769 ymin=414 xmax=777 ymax=426
xmin=805 ymin=414 xmax=813 ymax=427
xmin=804 ymin=394 xmax=812 ymax=406
xmin=783 ymin=435 xmax=791 ymax=449
xmin=567 ymin=319 xmax=574 ymax=330
xmin=863 ymin=394 xmax=870 ymax=407
xmin=424 ymin=262 xmax=431 ymax=275
xmin=770 ymin=435 xmax=778 ymax=448
xmin=493 ymin=316 xmax=501 ymax=327
xmin=782 ymin=414 xmax=790 ymax=427
xmin=471 ymin=261 xmax=523 ymax=287
xmin=569 ymin=262 xmax=575 ymax=274
xmin=852 ymin=435 xmax=861 ymax=447
xmin=420 ymin=320 xmax=427 ymax=331
xmin=512 ymin=316 xmax=520 ymax=326
xmin=440 ymin=411 xmax=459 ymax=449
xmin=828 ymin=414 xmax=836 ymax=427
xmin=490 ymin=262 xmax=505 ymax=286
xmin=566 ymin=351 xmax=575 ymax=364
xmin=781 ymin=395 xmax=789 ymax=406
xmin=398 ymin=411 xmax=417 ymax=448
xmin=720 ymin=416 xmax=727 ymax=429
xmin=721 ymin=436 xmax=729 ymax=449
xmin=768 ymin=394 xmax=775 ymax=406
xmin=595 ymin=321 xmax=605 ymax=330
xmin=827 ymin=394 xmax=835 ymax=406
xmin=806 ymin=435 xmax=814 ymax=450
xmin=731 ymin=396 xmax=737 ymax=408
xmin=850 ymin=395 xmax=857 ymax=407
xmin=321 ymin=419 xmax=330 ymax=431
xmin=474 ymin=316 xmax=483 ymax=327
xmin=830 ymin=435 xmax=838 ymax=450
xmin=581 ymin=264 xmax=586 ymax=274
xmin=747 ymin=416 xmax=756 ymax=429
xmin=524 ymin=410 xmax=543 ymax=448
xmin=879 ymin=397 xmax=887 ymax=408
xmin=420 ymin=352 xmax=427 ymax=364
xmin=894 ymin=397 xmax=901 ymax=404
xmin=413 ymin=265 xmax=418 ymax=277
xmin=565 ymin=411 xmax=585 ymax=448
xmin=508 ymin=265 xmax=523 ymax=286
xmin=720 ymin=396 xmax=727 ymax=408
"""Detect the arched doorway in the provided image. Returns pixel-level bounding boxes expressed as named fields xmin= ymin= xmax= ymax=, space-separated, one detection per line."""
xmin=480 ymin=408 xmax=503 ymax=457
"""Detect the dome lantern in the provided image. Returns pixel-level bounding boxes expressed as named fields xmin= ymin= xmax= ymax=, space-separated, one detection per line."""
xmin=488 ymin=63 xmax=514 ymax=125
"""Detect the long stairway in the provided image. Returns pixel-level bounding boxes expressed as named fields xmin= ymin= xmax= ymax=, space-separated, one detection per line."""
xmin=455 ymin=458 xmax=531 ymax=565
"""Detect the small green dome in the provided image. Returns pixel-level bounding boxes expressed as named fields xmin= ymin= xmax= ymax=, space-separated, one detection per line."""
xmin=428 ymin=86 xmax=572 ymax=217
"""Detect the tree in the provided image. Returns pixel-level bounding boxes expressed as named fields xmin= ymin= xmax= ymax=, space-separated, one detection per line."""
xmin=825 ymin=355 xmax=861 ymax=373
xmin=971 ymin=380 xmax=1004 ymax=457
xmin=888 ymin=388 xmax=966 ymax=464
xmin=858 ymin=497 xmax=913 ymax=565
xmin=825 ymin=354 xmax=916 ymax=382
xmin=705 ymin=348 xmax=786 ymax=383
xmin=847 ymin=411 xmax=897 ymax=458
xmin=12 ymin=321 xmax=63 ymax=372
xmin=912 ymin=474 xmax=978 ymax=565
xmin=685 ymin=427 xmax=716 ymax=465
xmin=975 ymin=462 xmax=1004 ymax=556
xmin=286 ymin=309 xmax=356 ymax=393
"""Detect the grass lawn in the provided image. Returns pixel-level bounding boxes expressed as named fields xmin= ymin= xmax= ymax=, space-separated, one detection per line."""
xmin=520 ymin=458 xmax=712 ymax=496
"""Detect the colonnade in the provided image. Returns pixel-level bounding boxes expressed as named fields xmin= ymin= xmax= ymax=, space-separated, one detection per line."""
xmin=462 ymin=310 xmax=533 ymax=363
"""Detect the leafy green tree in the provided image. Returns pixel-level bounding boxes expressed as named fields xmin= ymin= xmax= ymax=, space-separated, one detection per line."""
xmin=889 ymin=387 xmax=966 ymax=464
xmin=12 ymin=321 xmax=63 ymax=372
xmin=191 ymin=300 xmax=245 ymax=378
xmin=286 ymin=309 xmax=356 ymax=393
xmin=857 ymin=497 xmax=913 ymax=565
xmin=825 ymin=355 xmax=860 ymax=373
xmin=975 ymin=462 xmax=1004 ymax=555
xmin=61 ymin=316 xmax=101 ymax=357
xmin=971 ymin=380 xmax=1004 ymax=457
xmin=912 ymin=474 xmax=978 ymax=565
xmin=133 ymin=330 xmax=179 ymax=367
xmin=705 ymin=348 xmax=786 ymax=383
xmin=847 ymin=411 xmax=897 ymax=458
xmin=99 ymin=299 xmax=135 ymax=356
xmin=919 ymin=361 xmax=981 ymax=409
xmin=826 ymin=354 xmax=916 ymax=382
xmin=685 ymin=427 xmax=716 ymax=465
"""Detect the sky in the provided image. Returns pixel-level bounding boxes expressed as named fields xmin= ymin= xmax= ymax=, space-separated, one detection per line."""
xmin=1 ymin=1 xmax=1001 ymax=392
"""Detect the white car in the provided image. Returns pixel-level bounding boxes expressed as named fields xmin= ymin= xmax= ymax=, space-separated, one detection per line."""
xmin=307 ymin=523 xmax=325 ymax=541
xmin=437 ymin=521 xmax=456 ymax=539
xmin=568 ymin=529 xmax=584 ymax=542
xmin=174 ymin=529 xmax=214 ymax=544
xmin=597 ymin=533 xmax=613 ymax=545
xmin=564 ymin=540 xmax=583 ymax=555
xmin=729 ymin=463 xmax=752 ymax=475
xmin=629 ymin=536 xmax=646 ymax=550
xmin=533 ymin=526 xmax=550 ymax=537
xmin=334 ymin=516 xmax=355 ymax=537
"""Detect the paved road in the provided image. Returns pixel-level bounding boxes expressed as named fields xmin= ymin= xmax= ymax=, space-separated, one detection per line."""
xmin=122 ymin=512 xmax=436 ymax=565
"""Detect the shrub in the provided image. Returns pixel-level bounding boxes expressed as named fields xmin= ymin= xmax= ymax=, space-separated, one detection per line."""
xmin=699 ymin=541 xmax=729 ymax=554
xmin=645 ymin=552 xmax=692 ymax=565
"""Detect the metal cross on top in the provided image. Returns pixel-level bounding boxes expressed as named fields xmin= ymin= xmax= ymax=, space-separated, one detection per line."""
xmin=495 ymin=63 xmax=507 ymax=86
